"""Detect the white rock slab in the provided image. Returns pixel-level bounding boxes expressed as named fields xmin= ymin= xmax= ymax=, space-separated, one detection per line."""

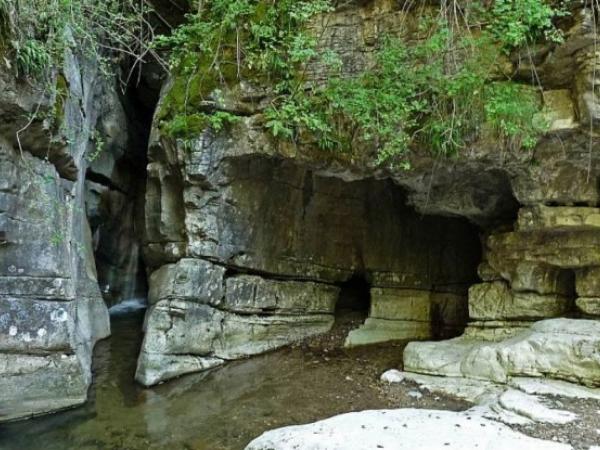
xmin=245 ymin=409 xmax=573 ymax=450
xmin=380 ymin=370 xmax=578 ymax=425
xmin=510 ymin=377 xmax=600 ymax=400
xmin=497 ymin=389 xmax=577 ymax=424
xmin=404 ymin=319 xmax=600 ymax=386
xmin=381 ymin=369 xmax=500 ymax=402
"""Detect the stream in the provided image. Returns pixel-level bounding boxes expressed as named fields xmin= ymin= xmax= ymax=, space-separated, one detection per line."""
xmin=0 ymin=309 xmax=404 ymax=450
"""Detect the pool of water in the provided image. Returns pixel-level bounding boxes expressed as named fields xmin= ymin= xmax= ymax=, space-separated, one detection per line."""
xmin=0 ymin=311 xmax=403 ymax=450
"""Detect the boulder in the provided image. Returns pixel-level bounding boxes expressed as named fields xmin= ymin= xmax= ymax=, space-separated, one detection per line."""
xmin=245 ymin=408 xmax=571 ymax=450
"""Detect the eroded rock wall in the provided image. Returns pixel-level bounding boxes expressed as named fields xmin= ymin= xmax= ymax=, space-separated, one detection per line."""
xmin=137 ymin=0 xmax=600 ymax=385
xmin=136 ymin=139 xmax=481 ymax=384
xmin=0 ymin=48 xmax=124 ymax=421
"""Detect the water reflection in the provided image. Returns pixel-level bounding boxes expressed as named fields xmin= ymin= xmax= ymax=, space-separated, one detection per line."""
xmin=0 ymin=311 xmax=402 ymax=450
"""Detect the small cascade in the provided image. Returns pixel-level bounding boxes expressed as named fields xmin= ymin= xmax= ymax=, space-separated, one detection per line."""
xmin=108 ymin=297 xmax=147 ymax=316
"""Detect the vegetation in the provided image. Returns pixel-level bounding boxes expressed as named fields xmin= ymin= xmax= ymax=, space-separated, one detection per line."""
xmin=0 ymin=0 xmax=162 ymax=82
xmin=153 ymin=0 xmax=568 ymax=167
xmin=1 ymin=0 xmax=570 ymax=167
xmin=490 ymin=0 xmax=569 ymax=50
xmin=0 ymin=0 xmax=164 ymax=162
xmin=153 ymin=0 xmax=333 ymax=141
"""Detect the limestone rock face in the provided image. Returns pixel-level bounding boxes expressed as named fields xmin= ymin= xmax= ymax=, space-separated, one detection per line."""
xmin=136 ymin=299 xmax=335 ymax=386
xmin=502 ymin=261 xmax=574 ymax=296
xmin=136 ymin=148 xmax=482 ymax=383
xmin=468 ymin=282 xmax=571 ymax=321
xmin=137 ymin=0 xmax=600 ymax=385
xmin=148 ymin=258 xmax=226 ymax=306
xmin=404 ymin=319 xmax=600 ymax=387
xmin=518 ymin=206 xmax=600 ymax=231
xmin=345 ymin=288 xmax=468 ymax=346
xmin=223 ymin=275 xmax=338 ymax=315
xmin=480 ymin=205 xmax=600 ymax=333
xmin=0 ymin=50 xmax=113 ymax=421
xmin=575 ymin=297 xmax=600 ymax=317
xmin=575 ymin=267 xmax=600 ymax=297
xmin=136 ymin=87 xmax=484 ymax=382
xmin=137 ymin=259 xmax=341 ymax=385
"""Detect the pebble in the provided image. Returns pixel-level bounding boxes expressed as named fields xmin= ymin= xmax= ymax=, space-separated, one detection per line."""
xmin=408 ymin=391 xmax=423 ymax=400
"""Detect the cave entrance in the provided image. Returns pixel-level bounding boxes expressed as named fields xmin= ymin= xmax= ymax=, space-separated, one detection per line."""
xmin=336 ymin=274 xmax=371 ymax=313
xmin=332 ymin=274 xmax=372 ymax=340
xmin=559 ymin=268 xmax=578 ymax=317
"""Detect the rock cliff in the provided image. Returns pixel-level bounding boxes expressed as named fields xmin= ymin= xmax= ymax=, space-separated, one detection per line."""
xmin=2 ymin=0 xmax=600 ymax=424
xmin=135 ymin=0 xmax=600 ymax=386
xmin=0 ymin=34 xmax=154 ymax=420
xmin=0 ymin=48 xmax=113 ymax=421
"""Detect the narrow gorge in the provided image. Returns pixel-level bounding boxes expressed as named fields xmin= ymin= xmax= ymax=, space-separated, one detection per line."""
xmin=2 ymin=1 xmax=600 ymax=449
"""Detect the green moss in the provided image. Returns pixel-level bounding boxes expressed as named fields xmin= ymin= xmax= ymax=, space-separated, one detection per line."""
xmin=161 ymin=112 xmax=209 ymax=138
xmin=157 ymin=51 xmax=244 ymax=126
xmin=159 ymin=71 xmax=215 ymax=121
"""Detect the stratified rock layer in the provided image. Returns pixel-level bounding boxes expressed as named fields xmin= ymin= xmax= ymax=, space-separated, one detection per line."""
xmin=0 ymin=49 xmax=113 ymax=420
xmin=137 ymin=0 xmax=600 ymax=385
xmin=405 ymin=319 xmax=600 ymax=387
xmin=136 ymin=173 xmax=480 ymax=384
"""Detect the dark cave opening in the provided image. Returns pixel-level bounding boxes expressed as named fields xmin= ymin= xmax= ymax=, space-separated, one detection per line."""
xmin=85 ymin=65 xmax=161 ymax=313
xmin=336 ymin=274 xmax=372 ymax=314
xmin=332 ymin=273 xmax=373 ymax=339
xmin=560 ymin=268 xmax=578 ymax=317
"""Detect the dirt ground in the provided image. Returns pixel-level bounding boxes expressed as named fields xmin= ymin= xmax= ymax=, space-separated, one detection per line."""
xmin=298 ymin=310 xmax=600 ymax=450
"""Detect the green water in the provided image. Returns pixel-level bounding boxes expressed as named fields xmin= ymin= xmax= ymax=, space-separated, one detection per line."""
xmin=0 ymin=311 xmax=402 ymax=450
